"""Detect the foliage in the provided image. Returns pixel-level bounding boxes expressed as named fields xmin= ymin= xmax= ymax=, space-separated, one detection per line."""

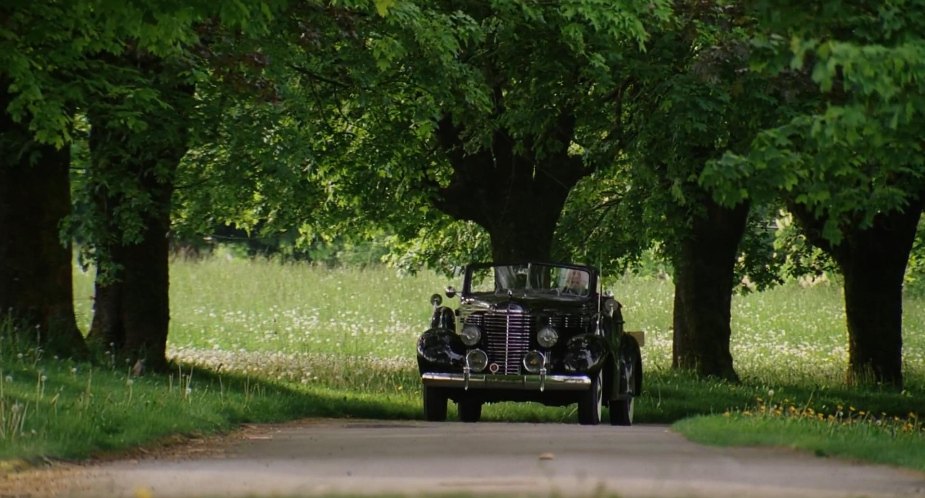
xmin=554 ymin=165 xmax=650 ymax=274
xmin=204 ymin=0 xmax=678 ymax=265
xmin=701 ymin=0 xmax=925 ymax=244
xmin=555 ymin=1 xmax=796 ymax=294
xmin=768 ymin=211 xmax=839 ymax=283
xmin=908 ymin=220 xmax=925 ymax=294
xmin=0 ymin=0 xmax=279 ymax=146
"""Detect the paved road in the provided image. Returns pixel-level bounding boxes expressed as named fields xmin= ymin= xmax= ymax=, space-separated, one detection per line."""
xmin=20 ymin=420 xmax=925 ymax=498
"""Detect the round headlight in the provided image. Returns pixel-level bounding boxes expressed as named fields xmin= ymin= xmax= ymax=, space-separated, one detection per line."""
xmin=537 ymin=326 xmax=559 ymax=348
xmin=460 ymin=325 xmax=481 ymax=347
xmin=466 ymin=349 xmax=488 ymax=372
xmin=523 ymin=351 xmax=546 ymax=373
xmin=430 ymin=293 xmax=443 ymax=306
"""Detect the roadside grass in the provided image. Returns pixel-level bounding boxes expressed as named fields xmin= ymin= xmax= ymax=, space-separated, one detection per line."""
xmin=0 ymin=343 xmax=420 ymax=460
xmin=677 ymin=412 xmax=925 ymax=471
xmin=0 ymin=256 xmax=921 ymax=469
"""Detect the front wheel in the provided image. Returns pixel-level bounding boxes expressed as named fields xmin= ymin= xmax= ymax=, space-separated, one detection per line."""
xmin=423 ymin=386 xmax=448 ymax=421
xmin=458 ymin=399 xmax=482 ymax=422
xmin=610 ymin=336 xmax=641 ymax=426
xmin=577 ymin=371 xmax=602 ymax=425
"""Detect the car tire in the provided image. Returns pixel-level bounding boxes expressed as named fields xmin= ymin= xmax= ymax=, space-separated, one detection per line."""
xmin=458 ymin=399 xmax=482 ymax=422
xmin=578 ymin=370 xmax=602 ymax=425
xmin=610 ymin=397 xmax=634 ymax=426
xmin=423 ymin=386 xmax=448 ymax=421
xmin=610 ymin=337 xmax=640 ymax=426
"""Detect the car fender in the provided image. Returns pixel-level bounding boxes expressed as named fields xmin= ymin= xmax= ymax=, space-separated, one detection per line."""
xmin=416 ymin=327 xmax=465 ymax=373
xmin=562 ymin=333 xmax=609 ymax=374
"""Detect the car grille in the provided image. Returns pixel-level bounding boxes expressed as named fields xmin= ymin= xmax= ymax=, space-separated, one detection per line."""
xmin=467 ymin=311 xmax=531 ymax=375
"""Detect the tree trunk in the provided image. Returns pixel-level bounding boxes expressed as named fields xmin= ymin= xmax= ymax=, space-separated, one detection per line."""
xmin=432 ymin=114 xmax=589 ymax=261
xmin=0 ymin=82 xmax=87 ymax=357
xmin=671 ymin=198 xmax=749 ymax=381
xmin=793 ymin=198 xmax=923 ymax=388
xmin=84 ymin=57 xmax=191 ymax=372
xmin=88 ymin=179 xmax=173 ymax=371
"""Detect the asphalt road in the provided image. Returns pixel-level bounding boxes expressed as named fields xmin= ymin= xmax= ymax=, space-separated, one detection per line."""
xmin=16 ymin=419 xmax=925 ymax=498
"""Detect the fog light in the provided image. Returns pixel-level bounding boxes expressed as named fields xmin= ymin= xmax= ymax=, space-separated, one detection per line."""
xmin=537 ymin=325 xmax=558 ymax=348
xmin=523 ymin=351 xmax=546 ymax=373
xmin=460 ymin=325 xmax=481 ymax=346
xmin=466 ymin=349 xmax=489 ymax=372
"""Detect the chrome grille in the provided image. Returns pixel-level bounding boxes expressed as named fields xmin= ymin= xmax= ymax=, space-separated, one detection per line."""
xmin=467 ymin=311 xmax=532 ymax=374
xmin=548 ymin=314 xmax=591 ymax=330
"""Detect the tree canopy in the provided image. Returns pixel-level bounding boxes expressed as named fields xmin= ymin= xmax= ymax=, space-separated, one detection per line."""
xmin=2 ymin=0 xmax=923 ymax=384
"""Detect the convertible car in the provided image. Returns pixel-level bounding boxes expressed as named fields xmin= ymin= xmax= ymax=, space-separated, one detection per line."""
xmin=416 ymin=261 xmax=642 ymax=425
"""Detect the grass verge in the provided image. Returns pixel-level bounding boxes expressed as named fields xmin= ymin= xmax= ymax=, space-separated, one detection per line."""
xmin=676 ymin=413 xmax=925 ymax=471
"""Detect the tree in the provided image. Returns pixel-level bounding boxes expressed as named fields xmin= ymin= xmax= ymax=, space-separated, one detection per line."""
xmin=76 ymin=54 xmax=193 ymax=370
xmin=589 ymin=1 xmax=790 ymax=380
xmin=0 ymin=1 xmax=127 ymax=356
xmin=268 ymin=1 xmax=672 ymax=264
xmin=702 ymin=0 xmax=925 ymax=387
xmin=0 ymin=79 xmax=86 ymax=356
xmin=2 ymin=0 xmax=278 ymax=365
xmin=70 ymin=4 xmax=281 ymax=370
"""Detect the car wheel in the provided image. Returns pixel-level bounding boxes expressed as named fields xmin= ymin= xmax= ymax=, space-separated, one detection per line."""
xmin=458 ymin=399 xmax=482 ymax=422
xmin=423 ymin=386 xmax=448 ymax=421
xmin=578 ymin=370 xmax=602 ymax=425
xmin=610 ymin=396 xmax=634 ymax=426
xmin=610 ymin=339 xmax=640 ymax=426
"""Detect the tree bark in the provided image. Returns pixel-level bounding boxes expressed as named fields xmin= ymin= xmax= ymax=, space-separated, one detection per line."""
xmin=84 ymin=57 xmax=191 ymax=372
xmin=0 ymin=82 xmax=87 ymax=357
xmin=86 ymin=164 xmax=174 ymax=371
xmin=433 ymin=114 xmax=589 ymax=261
xmin=791 ymin=197 xmax=923 ymax=388
xmin=671 ymin=197 xmax=749 ymax=381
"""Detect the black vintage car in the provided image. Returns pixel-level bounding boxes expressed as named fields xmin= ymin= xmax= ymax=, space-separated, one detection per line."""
xmin=416 ymin=261 xmax=642 ymax=425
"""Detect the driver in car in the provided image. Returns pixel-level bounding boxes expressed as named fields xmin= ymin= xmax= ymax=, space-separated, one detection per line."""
xmin=561 ymin=269 xmax=589 ymax=295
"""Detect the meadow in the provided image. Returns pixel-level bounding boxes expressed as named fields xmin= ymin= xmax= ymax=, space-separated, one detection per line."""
xmin=1 ymin=254 xmax=923 ymax=469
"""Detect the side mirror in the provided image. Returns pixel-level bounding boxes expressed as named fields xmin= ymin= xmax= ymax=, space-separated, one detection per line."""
xmin=430 ymin=293 xmax=443 ymax=307
xmin=445 ymin=286 xmax=457 ymax=299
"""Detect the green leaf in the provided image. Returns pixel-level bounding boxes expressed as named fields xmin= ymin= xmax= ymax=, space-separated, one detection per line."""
xmin=375 ymin=0 xmax=396 ymax=17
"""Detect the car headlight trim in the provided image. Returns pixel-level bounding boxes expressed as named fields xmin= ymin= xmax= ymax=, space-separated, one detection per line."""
xmin=466 ymin=349 xmax=489 ymax=372
xmin=460 ymin=324 xmax=481 ymax=347
xmin=537 ymin=325 xmax=559 ymax=348
xmin=523 ymin=351 xmax=546 ymax=373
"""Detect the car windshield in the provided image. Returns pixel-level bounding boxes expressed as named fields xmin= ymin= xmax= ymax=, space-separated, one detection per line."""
xmin=467 ymin=263 xmax=592 ymax=298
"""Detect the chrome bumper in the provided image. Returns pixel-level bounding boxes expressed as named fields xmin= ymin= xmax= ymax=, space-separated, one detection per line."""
xmin=421 ymin=372 xmax=591 ymax=391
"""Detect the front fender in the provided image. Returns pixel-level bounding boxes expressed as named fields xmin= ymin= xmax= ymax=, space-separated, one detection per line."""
xmin=562 ymin=333 xmax=610 ymax=374
xmin=416 ymin=327 xmax=465 ymax=373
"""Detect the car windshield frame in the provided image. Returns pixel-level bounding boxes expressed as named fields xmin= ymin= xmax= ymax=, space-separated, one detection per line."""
xmin=462 ymin=262 xmax=597 ymax=300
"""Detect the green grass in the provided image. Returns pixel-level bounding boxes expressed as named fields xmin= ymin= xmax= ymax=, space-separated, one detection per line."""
xmin=677 ymin=412 xmax=925 ymax=471
xmin=1 ymin=255 xmax=922 ymax=469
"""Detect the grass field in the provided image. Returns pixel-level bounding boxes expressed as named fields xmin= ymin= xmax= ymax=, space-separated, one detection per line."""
xmin=2 ymin=255 xmax=923 ymax=468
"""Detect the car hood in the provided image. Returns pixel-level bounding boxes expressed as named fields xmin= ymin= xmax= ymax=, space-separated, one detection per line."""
xmin=461 ymin=293 xmax=595 ymax=313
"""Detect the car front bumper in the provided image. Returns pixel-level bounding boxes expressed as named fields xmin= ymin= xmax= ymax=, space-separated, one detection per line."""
xmin=421 ymin=372 xmax=591 ymax=391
